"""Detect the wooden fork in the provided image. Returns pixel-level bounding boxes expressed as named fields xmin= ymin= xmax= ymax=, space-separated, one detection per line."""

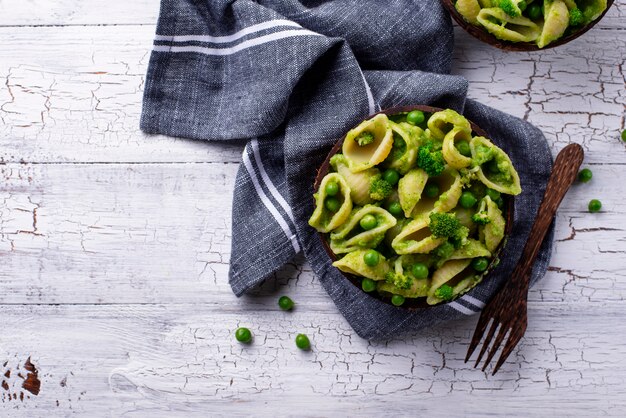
xmin=465 ymin=143 xmax=584 ymax=375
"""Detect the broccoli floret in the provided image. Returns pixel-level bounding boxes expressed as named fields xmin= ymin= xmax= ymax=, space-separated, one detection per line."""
xmin=355 ymin=131 xmax=375 ymax=146
xmin=429 ymin=212 xmax=469 ymax=241
xmin=569 ymin=7 xmax=584 ymax=26
xmin=417 ymin=142 xmax=446 ymax=177
xmin=369 ymin=175 xmax=393 ymax=201
xmin=498 ymin=0 xmax=521 ymax=17
xmin=472 ymin=212 xmax=491 ymax=225
xmin=385 ymin=271 xmax=413 ymax=290
xmin=434 ymin=284 xmax=454 ymax=301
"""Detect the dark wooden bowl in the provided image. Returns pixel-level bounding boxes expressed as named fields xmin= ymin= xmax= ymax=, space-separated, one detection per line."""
xmin=313 ymin=105 xmax=515 ymax=310
xmin=440 ymin=0 xmax=615 ymax=51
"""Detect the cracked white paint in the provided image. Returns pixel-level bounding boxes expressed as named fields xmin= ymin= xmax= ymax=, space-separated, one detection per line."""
xmin=0 ymin=0 xmax=625 ymax=415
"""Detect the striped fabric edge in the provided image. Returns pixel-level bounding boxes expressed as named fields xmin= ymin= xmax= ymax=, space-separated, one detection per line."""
xmin=241 ymin=144 xmax=301 ymax=254
xmin=447 ymin=301 xmax=477 ymax=316
xmin=154 ymin=19 xmax=302 ymax=44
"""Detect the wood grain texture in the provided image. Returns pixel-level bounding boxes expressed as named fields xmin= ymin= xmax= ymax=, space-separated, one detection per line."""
xmin=0 ymin=0 xmax=625 ymax=415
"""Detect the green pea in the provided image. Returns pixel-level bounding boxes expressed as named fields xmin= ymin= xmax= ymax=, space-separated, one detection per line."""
xmin=387 ymin=201 xmax=403 ymax=217
xmin=496 ymin=197 xmax=504 ymax=208
xmin=325 ymin=197 xmax=341 ymax=212
xmin=411 ymin=263 xmax=429 ymax=279
xmin=382 ymin=169 xmax=400 ymax=186
xmin=278 ymin=296 xmax=294 ymax=311
xmin=622 ymin=129 xmax=626 ymax=142
xmin=363 ymin=250 xmax=380 ymax=267
xmin=325 ymin=181 xmax=339 ymax=196
xmin=486 ymin=188 xmax=501 ymax=201
xmin=486 ymin=159 xmax=500 ymax=174
xmin=391 ymin=294 xmax=405 ymax=306
xmin=527 ymin=3 xmax=542 ymax=20
xmin=295 ymin=333 xmax=311 ymax=350
xmin=472 ymin=257 xmax=489 ymax=272
xmin=362 ymin=278 xmax=376 ymax=293
xmin=578 ymin=168 xmax=592 ymax=183
xmin=235 ymin=327 xmax=252 ymax=343
xmin=588 ymin=199 xmax=602 ymax=213
xmin=406 ymin=110 xmax=425 ymax=125
xmin=424 ymin=183 xmax=439 ymax=198
xmin=359 ymin=214 xmax=378 ymax=230
xmin=455 ymin=140 xmax=471 ymax=157
xmin=459 ymin=191 xmax=478 ymax=208
xmin=518 ymin=0 xmax=527 ymax=11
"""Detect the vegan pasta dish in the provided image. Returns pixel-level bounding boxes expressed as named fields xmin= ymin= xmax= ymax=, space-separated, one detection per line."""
xmin=454 ymin=0 xmax=608 ymax=48
xmin=309 ymin=108 xmax=522 ymax=307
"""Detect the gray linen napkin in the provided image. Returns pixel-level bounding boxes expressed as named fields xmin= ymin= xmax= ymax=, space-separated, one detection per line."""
xmin=141 ymin=0 xmax=554 ymax=340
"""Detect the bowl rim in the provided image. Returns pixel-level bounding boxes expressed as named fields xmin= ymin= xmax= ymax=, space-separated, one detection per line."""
xmin=439 ymin=0 xmax=615 ymax=52
xmin=313 ymin=105 xmax=515 ymax=311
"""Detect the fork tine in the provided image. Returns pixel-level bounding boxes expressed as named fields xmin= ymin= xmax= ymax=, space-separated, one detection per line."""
xmin=491 ymin=322 xmax=527 ymax=375
xmin=481 ymin=324 xmax=510 ymax=372
xmin=465 ymin=313 xmax=491 ymax=363
xmin=474 ymin=318 xmax=498 ymax=368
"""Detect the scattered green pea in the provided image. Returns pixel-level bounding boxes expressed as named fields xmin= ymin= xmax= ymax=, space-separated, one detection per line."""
xmin=295 ymin=333 xmax=311 ymax=350
xmin=359 ymin=214 xmax=378 ymax=230
xmin=472 ymin=257 xmax=489 ymax=272
xmin=578 ymin=168 xmax=592 ymax=183
xmin=406 ymin=110 xmax=425 ymax=125
xmin=622 ymin=129 xmax=626 ymax=142
xmin=325 ymin=181 xmax=339 ymax=196
xmin=278 ymin=296 xmax=294 ymax=311
xmin=411 ymin=263 xmax=429 ymax=279
xmin=325 ymin=197 xmax=341 ymax=212
xmin=424 ymin=183 xmax=440 ymax=198
xmin=391 ymin=294 xmax=405 ymax=307
xmin=460 ymin=191 xmax=478 ymax=208
xmin=235 ymin=327 xmax=252 ymax=343
xmin=362 ymin=278 xmax=376 ymax=293
xmin=588 ymin=199 xmax=602 ymax=213
xmin=456 ymin=140 xmax=471 ymax=157
xmin=486 ymin=188 xmax=501 ymax=201
xmin=527 ymin=3 xmax=542 ymax=20
xmin=363 ymin=249 xmax=380 ymax=267
xmin=387 ymin=201 xmax=403 ymax=217
xmin=382 ymin=169 xmax=400 ymax=186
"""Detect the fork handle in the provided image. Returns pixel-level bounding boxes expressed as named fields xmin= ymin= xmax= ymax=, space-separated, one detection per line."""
xmin=513 ymin=143 xmax=584 ymax=285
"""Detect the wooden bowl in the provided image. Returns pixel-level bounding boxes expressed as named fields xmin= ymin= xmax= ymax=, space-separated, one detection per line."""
xmin=313 ymin=105 xmax=515 ymax=310
xmin=440 ymin=0 xmax=615 ymax=51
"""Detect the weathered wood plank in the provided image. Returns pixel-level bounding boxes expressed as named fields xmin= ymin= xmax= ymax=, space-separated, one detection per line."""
xmin=0 ymin=163 xmax=623 ymax=305
xmin=0 ymin=25 xmax=624 ymax=164
xmin=0 ymin=304 xmax=625 ymax=415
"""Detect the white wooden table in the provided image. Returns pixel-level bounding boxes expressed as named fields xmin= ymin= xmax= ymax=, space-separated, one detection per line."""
xmin=0 ymin=1 xmax=625 ymax=415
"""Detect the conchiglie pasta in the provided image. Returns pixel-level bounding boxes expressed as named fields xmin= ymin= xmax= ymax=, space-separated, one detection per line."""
xmin=330 ymin=205 xmax=397 ymax=254
xmin=456 ymin=0 xmax=482 ymax=25
xmin=537 ymin=0 xmax=569 ymax=48
xmin=330 ymin=154 xmax=377 ymax=206
xmin=343 ymin=113 xmax=393 ymax=172
xmin=410 ymin=168 xmax=463 ymax=217
xmin=308 ymin=173 xmax=352 ymax=233
xmin=477 ymin=8 xmax=541 ymax=43
xmin=377 ymin=255 xmax=431 ymax=298
xmin=442 ymin=127 xmax=473 ymax=169
xmin=478 ymin=196 xmax=506 ymax=252
xmin=427 ymin=109 xmax=471 ymax=140
xmin=471 ymin=136 xmax=521 ymax=195
xmin=392 ymin=215 xmax=446 ymax=255
xmin=427 ymin=259 xmax=474 ymax=305
xmin=398 ymin=168 xmax=428 ymax=217
xmin=383 ymin=121 xmax=421 ymax=174
xmin=448 ymin=238 xmax=491 ymax=260
xmin=333 ymin=250 xmax=391 ymax=281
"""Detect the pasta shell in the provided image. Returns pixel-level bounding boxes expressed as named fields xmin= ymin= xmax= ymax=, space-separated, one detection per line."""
xmin=449 ymin=239 xmax=491 ymax=260
xmin=442 ymin=127 xmax=473 ymax=170
xmin=427 ymin=259 xmax=473 ymax=305
xmin=343 ymin=114 xmax=394 ymax=173
xmin=410 ymin=168 xmax=463 ymax=217
xmin=477 ymin=8 xmax=541 ymax=43
xmin=427 ymin=109 xmax=471 ymax=141
xmin=392 ymin=215 xmax=446 ymax=254
xmin=456 ymin=0 xmax=482 ymax=25
xmin=330 ymin=154 xmax=377 ymax=206
xmin=308 ymin=173 xmax=352 ymax=233
xmin=383 ymin=121 xmax=421 ymax=175
xmin=537 ymin=0 xmax=569 ymax=48
xmin=478 ymin=196 xmax=506 ymax=252
xmin=471 ymin=136 xmax=522 ymax=195
xmin=398 ymin=168 xmax=428 ymax=217
xmin=330 ymin=205 xmax=397 ymax=254
xmin=333 ymin=250 xmax=391 ymax=281
xmin=376 ymin=255 xmax=432 ymax=298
